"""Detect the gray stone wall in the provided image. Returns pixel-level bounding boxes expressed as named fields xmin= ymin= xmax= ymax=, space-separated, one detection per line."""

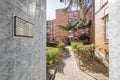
xmin=109 ymin=0 xmax=120 ymax=80
xmin=0 ymin=0 xmax=46 ymax=80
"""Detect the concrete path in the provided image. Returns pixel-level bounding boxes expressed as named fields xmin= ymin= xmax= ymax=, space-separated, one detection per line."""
xmin=54 ymin=46 xmax=95 ymax=80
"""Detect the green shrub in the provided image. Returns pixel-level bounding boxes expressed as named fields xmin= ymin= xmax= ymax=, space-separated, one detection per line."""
xmin=47 ymin=47 xmax=60 ymax=64
xmin=47 ymin=42 xmax=65 ymax=67
xmin=71 ymin=42 xmax=83 ymax=49
xmin=57 ymin=43 xmax=65 ymax=48
xmin=71 ymin=42 xmax=95 ymax=66
xmin=57 ymin=43 xmax=65 ymax=52
xmin=47 ymin=42 xmax=58 ymax=47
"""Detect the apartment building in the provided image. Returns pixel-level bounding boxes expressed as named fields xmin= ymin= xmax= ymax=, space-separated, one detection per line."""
xmin=81 ymin=6 xmax=94 ymax=43
xmin=95 ymin=0 xmax=109 ymax=60
xmin=47 ymin=8 xmax=92 ymax=43
xmin=47 ymin=19 xmax=56 ymax=41
xmin=55 ymin=9 xmax=91 ymax=42
xmin=55 ymin=9 xmax=69 ymax=42
xmin=47 ymin=9 xmax=81 ymax=42
xmin=86 ymin=5 xmax=95 ymax=43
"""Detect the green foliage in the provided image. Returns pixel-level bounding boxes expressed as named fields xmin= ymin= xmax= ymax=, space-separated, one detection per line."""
xmin=47 ymin=43 xmax=65 ymax=65
xmin=47 ymin=42 xmax=58 ymax=47
xmin=58 ymin=24 xmax=77 ymax=32
xmin=57 ymin=43 xmax=65 ymax=52
xmin=62 ymin=0 xmax=93 ymax=16
xmin=58 ymin=17 xmax=87 ymax=32
xmin=47 ymin=43 xmax=65 ymax=80
xmin=75 ymin=17 xmax=86 ymax=30
xmin=62 ymin=0 xmax=90 ymax=11
xmin=61 ymin=0 xmax=93 ymax=31
xmin=47 ymin=42 xmax=65 ymax=48
xmin=71 ymin=42 xmax=83 ymax=49
xmin=47 ymin=47 xmax=60 ymax=64
xmin=71 ymin=42 xmax=95 ymax=66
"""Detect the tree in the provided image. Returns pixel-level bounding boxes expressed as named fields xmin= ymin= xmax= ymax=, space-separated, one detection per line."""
xmin=58 ymin=17 xmax=87 ymax=32
xmin=59 ymin=0 xmax=94 ymax=30
xmin=58 ymin=23 xmax=77 ymax=32
xmin=59 ymin=0 xmax=95 ymax=43
xmin=61 ymin=0 xmax=93 ymax=16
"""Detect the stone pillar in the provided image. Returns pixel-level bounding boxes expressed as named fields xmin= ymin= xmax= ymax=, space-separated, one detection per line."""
xmin=0 ymin=0 xmax=46 ymax=80
xmin=109 ymin=0 xmax=120 ymax=80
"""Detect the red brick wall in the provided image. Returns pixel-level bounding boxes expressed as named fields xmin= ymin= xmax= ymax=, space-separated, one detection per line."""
xmin=47 ymin=8 xmax=92 ymax=42
xmin=55 ymin=9 xmax=82 ymax=42
xmin=47 ymin=19 xmax=56 ymax=41
xmin=55 ymin=9 xmax=68 ymax=42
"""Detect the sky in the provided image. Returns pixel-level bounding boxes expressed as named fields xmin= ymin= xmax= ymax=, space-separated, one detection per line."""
xmin=47 ymin=0 xmax=67 ymax=20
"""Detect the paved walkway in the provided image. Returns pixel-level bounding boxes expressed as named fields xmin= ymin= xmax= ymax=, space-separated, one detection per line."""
xmin=54 ymin=46 xmax=95 ymax=80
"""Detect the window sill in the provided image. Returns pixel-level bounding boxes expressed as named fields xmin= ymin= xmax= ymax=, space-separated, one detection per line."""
xmin=104 ymin=41 xmax=109 ymax=44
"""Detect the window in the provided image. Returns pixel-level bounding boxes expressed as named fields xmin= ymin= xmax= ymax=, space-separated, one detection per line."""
xmin=47 ymin=21 xmax=51 ymax=27
xmin=51 ymin=25 xmax=53 ymax=27
xmin=100 ymin=0 xmax=108 ymax=8
xmin=100 ymin=0 xmax=103 ymax=8
xmin=104 ymin=15 xmax=109 ymax=42
xmin=47 ymin=29 xmax=50 ymax=32
xmin=73 ymin=13 xmax=78 ymax=17
xmin=68 ymin=19 xmax=73 ymax=23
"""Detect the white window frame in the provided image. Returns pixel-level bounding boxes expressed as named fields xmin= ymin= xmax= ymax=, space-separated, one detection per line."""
xmin=103 ymin=15 xmax=109 ymax=43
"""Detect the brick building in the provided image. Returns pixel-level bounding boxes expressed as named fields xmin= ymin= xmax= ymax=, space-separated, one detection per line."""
xmin=86 ymin=6 xmax=95 ymax=43
xmin=79 ymin=7 xmax=94 ymax=43
xmin=47 ymin=8 xmax=92 ymax=42
xmin=95 ymin=0 xmax=109 ymax=61
xmin=47 ymin=19 xmax=56 ymax=41
xmin=55 ymin=9 xmax=69 ymax=42
xmin=47 ymin=9 xmax=81 ymax=42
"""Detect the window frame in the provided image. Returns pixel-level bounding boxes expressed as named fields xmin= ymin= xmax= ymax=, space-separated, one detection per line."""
xmin=103 ymin=15 xmax=109 ymax=43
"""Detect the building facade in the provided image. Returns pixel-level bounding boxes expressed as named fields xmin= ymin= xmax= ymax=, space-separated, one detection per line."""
xmin=95 ymin=0 xmax=109 ymax=62
xmin=47 ymin=8 xmax=92 ymax=42
xmin=0 ymin=0 xmax=46 ymax=80
xmin=47 ymin=19 xmax=56 ymax=41
xmin=47 ymin=9 xmax=81 ymax=42
xmin=86 ymin=5 xmax=95 ymax=43
xmin=80 ymin=7 xmax=94 ymax=43
xmin=55 ymin=9 xmax=69 ymax=42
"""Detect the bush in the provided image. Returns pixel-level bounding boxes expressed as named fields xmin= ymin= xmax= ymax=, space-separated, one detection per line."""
xmin=47 ymin=42 xmax=65 ymax=66
xmin=47 ymin=42 xmax=58 ymax=47
xmin=57 ymin=43 xmax=65 ymax=48
xmin=47 ymin=47 xmax=60 ymax=64
xmin=71 ymin=42 xmax=95 ymax=66
xmin=71 ymin=42 xmax=95 ymax=54
xmin=47 ymin=43 xmax=65 ymax=80
xmin=71 ymin=42 xmax=83 ymax=49
xmin=46 ymin=42 xmax=65 ymax=64
xmin=57 ymin=43 xmax=65 ymax=52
